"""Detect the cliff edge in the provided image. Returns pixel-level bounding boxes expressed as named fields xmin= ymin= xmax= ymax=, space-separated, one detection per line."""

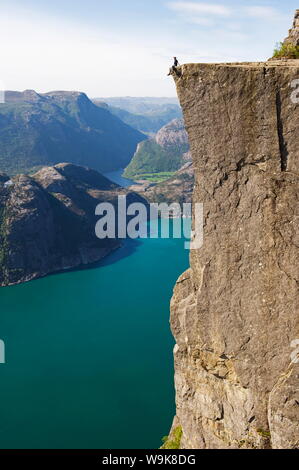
xmin=170 ymin=59 xmax=299 ymax=448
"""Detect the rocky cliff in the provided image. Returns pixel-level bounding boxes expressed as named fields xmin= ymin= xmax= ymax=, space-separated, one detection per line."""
xmin=284 ymin=9 xmax=299 ymax=47
xmin=170 ymin=59 xmax=299 ymax=448
xmin=0 ymin=163 xmax=145 ymax=286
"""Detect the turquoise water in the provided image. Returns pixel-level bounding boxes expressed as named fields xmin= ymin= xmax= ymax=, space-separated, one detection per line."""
xmin=0 ymin=221 xmax=190 ymax=449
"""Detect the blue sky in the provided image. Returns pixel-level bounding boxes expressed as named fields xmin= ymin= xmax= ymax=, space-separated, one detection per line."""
xmin=0 ymin=0 xmax=297 ymax=96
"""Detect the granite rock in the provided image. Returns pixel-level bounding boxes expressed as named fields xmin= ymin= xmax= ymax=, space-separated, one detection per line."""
xmin=170 ymin=60 xmax=299 ymax=449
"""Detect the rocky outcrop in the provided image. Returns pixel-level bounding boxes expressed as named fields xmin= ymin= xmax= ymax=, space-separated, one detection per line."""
xmin=284 ymin=10 xmax=299 ymax=47
xmin=170 ymin=60 xmax=299 ymax=448
xmin=0 ymin=163 xmax=145 ymax=286
xmin=124 ymin=119 xmax=190 ymax=178
xmin=155 ymin=118 xmax=188 ymax=149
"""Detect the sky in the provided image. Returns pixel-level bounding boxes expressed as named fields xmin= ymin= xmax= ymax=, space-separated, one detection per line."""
xmin=0 ymin=0 xmax=297 ymax=97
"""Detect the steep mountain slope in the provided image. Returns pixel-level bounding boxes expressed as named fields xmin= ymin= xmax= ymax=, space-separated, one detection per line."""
xmin=123 ymin=119 xmax=190 ymax=178
xmin=0 ymin=90 xmax=145 ymax=175
xmin=169 ymin=59 xmax=299 ymax=449
xmin=0 ymin=163 xmax=146 ymax=286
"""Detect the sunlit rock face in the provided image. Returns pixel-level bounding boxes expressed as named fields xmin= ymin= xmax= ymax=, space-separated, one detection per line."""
xmin=284 ymin=10 xmax=299 ymax=47
xmin=170 ymin=59 xmax=299 ymax=449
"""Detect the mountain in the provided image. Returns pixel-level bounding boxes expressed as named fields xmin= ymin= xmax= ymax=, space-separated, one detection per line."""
xmin=123 ymin=118 xmax=190 ymax=178
xmin=107 ymin=105 xmax=182 ymax=135
xmin=0 ymin=163 xmax=146 ymax=286
xmin=167 ymin=57 xmax=299 ymax=449
xmin=93 ymin=97 xmax=182 ymax=134
xmin=0 ymin=90 xmax=145 ymax=175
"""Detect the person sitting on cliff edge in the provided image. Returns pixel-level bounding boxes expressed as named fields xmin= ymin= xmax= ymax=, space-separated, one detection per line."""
xmin=168 ymin=57 xmax=180 ymax=76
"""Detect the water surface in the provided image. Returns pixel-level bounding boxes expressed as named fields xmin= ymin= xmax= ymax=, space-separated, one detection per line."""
xmin=0 ymin=220 xmax=190 ymax=449
xmin=104 ymin=169 xmax=135 ymax=188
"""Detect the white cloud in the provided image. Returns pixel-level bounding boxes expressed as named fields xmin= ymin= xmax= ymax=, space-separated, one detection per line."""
xmin=184 ymin=17 xmax=215 ymax=26
xmin=167 ymin=2 xmax=232 ymax=29
xmin=168 ymin=2 xmax=288 ymax=26
xmin=168 ymin=2 xmax=231 ymax=17
xmin=244 ymin=6 xmax=281 ymax=20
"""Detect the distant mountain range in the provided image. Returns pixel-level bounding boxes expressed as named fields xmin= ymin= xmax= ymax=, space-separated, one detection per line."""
xmin=94 ymin=97 xmax=179 ymax=114
xmin=93 ymin=97 xmax=182 ymax=134
xmin=0 ymin=90 xmax=145 ymax=176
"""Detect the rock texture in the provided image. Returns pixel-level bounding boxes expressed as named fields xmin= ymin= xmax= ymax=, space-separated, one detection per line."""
xmin=284 ymin=10 xmax=299 ymax=47
xmin=170 ymin=60 xmax=299 ymax=449
xmin=155 ymin=118 xmax=188 ymax=149
xmin=0 ymin=163 xmax=146 ymax=286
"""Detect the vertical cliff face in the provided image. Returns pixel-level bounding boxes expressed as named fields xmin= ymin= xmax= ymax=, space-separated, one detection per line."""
xmin=170 ymin=60 xmax=299 ymax=449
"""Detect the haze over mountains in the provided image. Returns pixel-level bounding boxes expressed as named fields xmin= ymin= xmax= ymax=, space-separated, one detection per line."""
xmin=94 ymin=97 xmax=182 ymax=134
xmin=0 ymin=90 xmax=145 ymax=175
xmin=94 ymin=97 xmax=179 ymax=114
